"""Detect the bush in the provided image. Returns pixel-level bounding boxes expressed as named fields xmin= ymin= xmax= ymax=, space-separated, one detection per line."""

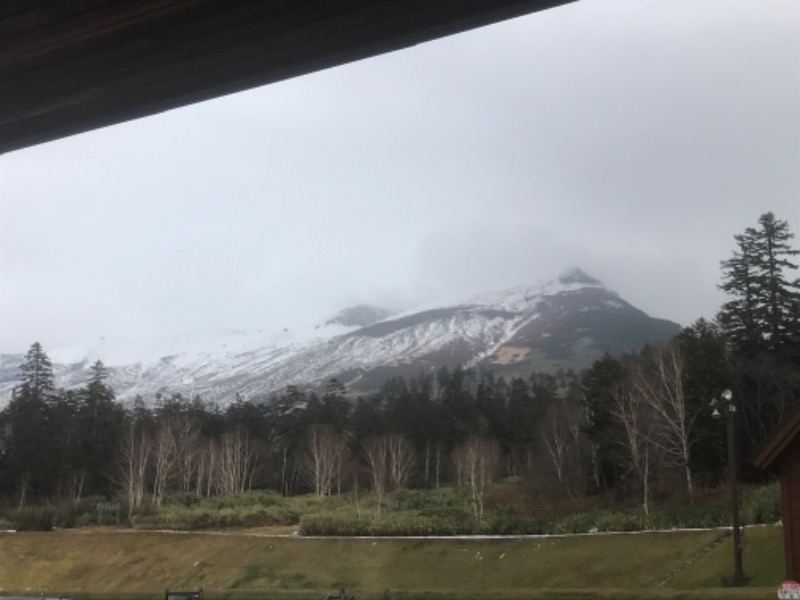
xmin=742 ymin=483 xmax=780 ymax=525
xmin=488 ymin=511 xmax=551 ymax=535
xmin=162 ymin=491 xmax=202 ymax=508
xmin=132 ymin=503 xmax=299 ymax=531
xmin=14 ymin=507 xmax=55 ymax=531
xmin=300 ymin=512 xmax=478 ymax=536
xmin=645 ymin=494 xmax=730 ymax=530
xmin=389 ymin=489 xmax=430 ymax=511
xmin=210 ymin=490 xmax=284 ymax=509
xmin=595 ymin=510 xmax=644 ymax=533
xmin=553 ymin=511 xmax=599 ymax=534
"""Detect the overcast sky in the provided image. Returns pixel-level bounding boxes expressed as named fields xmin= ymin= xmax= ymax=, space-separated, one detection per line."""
xmin=1 ymin=0 xmax=799 ymax=358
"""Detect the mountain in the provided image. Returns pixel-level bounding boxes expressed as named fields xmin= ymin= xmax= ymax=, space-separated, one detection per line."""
xmin=0 ymin=269 xmax=681 ymax=404
xmin=324 ymin=305 xmax=393 ymax=329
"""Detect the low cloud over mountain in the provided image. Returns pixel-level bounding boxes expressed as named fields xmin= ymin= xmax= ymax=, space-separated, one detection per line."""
xmin=0 ymin=269 xmax=680 ymax=404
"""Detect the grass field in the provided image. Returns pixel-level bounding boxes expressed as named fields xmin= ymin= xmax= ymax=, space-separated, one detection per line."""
xmin=0 ymin=525 xmax=785 ymax=599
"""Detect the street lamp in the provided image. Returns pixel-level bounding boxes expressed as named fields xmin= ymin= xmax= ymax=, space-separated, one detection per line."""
xmin=711 ymin=389 xmax=747 ymax=586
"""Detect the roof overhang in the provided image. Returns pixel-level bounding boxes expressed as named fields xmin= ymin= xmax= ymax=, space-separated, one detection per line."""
xmin=1 ymin=0 xmax=575 ymax=154
xmin=753 ymin=406 xmax=800 ymax=473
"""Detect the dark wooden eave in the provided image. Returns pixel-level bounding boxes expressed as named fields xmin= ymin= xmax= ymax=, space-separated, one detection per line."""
xmin=0 ymin=0 xmax=575 ymax=154
xmin=753 ymin=406 xmax=800 ymax=473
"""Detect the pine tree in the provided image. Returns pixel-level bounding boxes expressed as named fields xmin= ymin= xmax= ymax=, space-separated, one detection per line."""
xmin=719 ymin=212 xmax=800 ymax=351
xmin=580 ymin=354 xmax=626 ymax=494
xmin=77 ymin=360 xmax=124 ymax=495
xmin=752 ymin=213 xmax=800 ymax=348
xmin=5 ymin=343 xmax=59 ymax=499
xmin=18 ymin=341 xmax=55 ymax=401
xmin=718 ymin=213 xmax=800 ymax=456
xmin=718 ymin=230 xmax=761 ymax=350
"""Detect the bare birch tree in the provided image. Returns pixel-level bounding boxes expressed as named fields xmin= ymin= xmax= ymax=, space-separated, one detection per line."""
xmin=608 ymin=377 xmax=655 ymax=513
xmin=386 ymin=433 xmax=416 ymax=490
xmin=451 ymin=435 xmax=501 ymax=522
xmin=539 ymin=398 xmax=585 ymax=498
xmin=151 ymin=422 xmax=179 ymax=506
xmin=194 ymin=437 xmax=216 ymax=497
xmin=363 ymin=436 xmax=389 ymax=517
xmin=635 ymin=341 xmax=699 ymax=493
xmin=303 ymin=424 xmax=347 ymax=496
xmin=216 ymin=428 xmax=260 ymax=494
xmin=117 ymin=422 xmax=151 ymax=518
xmin=422 ymin=439 xmax=444 ymax=489
xmin=172 ymin=417 xmax=200 ymax=493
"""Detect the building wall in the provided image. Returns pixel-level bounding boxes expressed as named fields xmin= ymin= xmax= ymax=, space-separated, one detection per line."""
xmin=780 ymin=438 xmax=800 ymax=579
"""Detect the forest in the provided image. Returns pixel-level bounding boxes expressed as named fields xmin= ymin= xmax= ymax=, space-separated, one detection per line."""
xmin=0 ymin=212 xmax=797 ymax=529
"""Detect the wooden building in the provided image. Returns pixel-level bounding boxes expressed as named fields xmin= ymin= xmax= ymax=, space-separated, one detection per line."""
xmin=754 ymin=408 xmax=800 ymax=580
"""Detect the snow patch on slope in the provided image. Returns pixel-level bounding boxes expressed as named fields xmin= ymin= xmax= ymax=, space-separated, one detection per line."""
xmin=0 ymin=269 xmax=612 ymax=404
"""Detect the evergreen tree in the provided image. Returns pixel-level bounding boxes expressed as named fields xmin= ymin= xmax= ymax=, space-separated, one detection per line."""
xmin=718 ymin=213 xmax=800 ymax=455
xmin=753 ymin=213 xmax=800 ymax=348
xmin=319 ymin=378 xmax=351 ymax=430
xmin=18 ymin=342 xmax=55 ymax=401
xmin=77 ymin=361 xmax=125 ymax=495
xmin=4 ymin=343 xmax=59 ymax=500
xmin=719 ymin=212 xmax=800 ymax=351
xmin=580 ymin=354 xmax=626 ymax=494
xmin=506 ymin=377 xmax=538 ymax=475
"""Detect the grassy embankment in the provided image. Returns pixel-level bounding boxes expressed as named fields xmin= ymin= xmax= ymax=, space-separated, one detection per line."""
xmin=0 ymin=525 xmax=784 ymax=599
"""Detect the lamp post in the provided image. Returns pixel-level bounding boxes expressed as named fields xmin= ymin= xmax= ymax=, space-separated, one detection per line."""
xmin=711 ymin=389 xmax=747 ymax=586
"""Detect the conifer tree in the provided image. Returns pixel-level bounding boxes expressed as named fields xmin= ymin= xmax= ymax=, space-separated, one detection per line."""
xmin=5 ymin=343 xmax=58 ymax=500
xmin=78 ymin=360 xmax=124 ymax=495
xmin=18 ymin=341 xmax=55 ymax=401
xmin=718 ymin=213 xmax=800 ymax=455
xmin=580 ymin=354 xmax=626 ymax=493
xmin=719 ymin=212 xmax=800 ymax=351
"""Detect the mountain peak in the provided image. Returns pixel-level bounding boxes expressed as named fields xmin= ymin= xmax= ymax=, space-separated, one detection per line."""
xmin=324 ymin=305 xmax=392 ymax=329
xmin=558 ymin=268 xmax=603 ymax=287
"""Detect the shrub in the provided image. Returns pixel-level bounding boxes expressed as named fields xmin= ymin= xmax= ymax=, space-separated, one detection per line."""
xmin=300 ymin=514 xmax=364 ymax=536
xmin=742 ymin=483 xmax=780 ymax=525
xmin=162 ymin=491 xmax=202 ymax=508
xmin=300 ymin=512 xmax=477 ymax=536
xmin=488 ymin=511 xmax=551 ymax=535
xmin=646 ymin=494 xmax=730 ymax=530
xmin=553 ymin=511 xmax=599 ymax=534
xmin=389 ymin=489 xmax=429 ymax=511
xmin=595 ymin=510 xmax=644 ymax=532
xmin=132 ymin=503 xmax=300 ymax=531
xmin=417 ymin=504 xmax=472 ymax=522
xmin=13 ymin=507 xmax=54 ymax=531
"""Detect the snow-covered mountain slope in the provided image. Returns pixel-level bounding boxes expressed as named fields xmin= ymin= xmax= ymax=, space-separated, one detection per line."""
xmin=0 ymin=270 xmax=681 ymax=404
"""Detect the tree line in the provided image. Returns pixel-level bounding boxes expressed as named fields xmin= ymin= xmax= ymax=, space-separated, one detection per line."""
xmin=0 ymin=212 xmax=797 ymax=517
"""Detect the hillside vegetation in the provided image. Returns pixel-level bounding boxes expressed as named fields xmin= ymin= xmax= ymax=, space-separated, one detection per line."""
xmin=2 ymin=482 xmax=780 ymax=538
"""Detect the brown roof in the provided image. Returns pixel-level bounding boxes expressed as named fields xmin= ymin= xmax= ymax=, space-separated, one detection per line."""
xmin=753 ymin=405 xmax=800 ymax=472
xmin=1 ymin=0 xmax=575 ymax=154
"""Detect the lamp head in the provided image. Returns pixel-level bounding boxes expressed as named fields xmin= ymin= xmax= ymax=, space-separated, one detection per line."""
xmin=722 ymin=389 xmax=733 ymax=402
